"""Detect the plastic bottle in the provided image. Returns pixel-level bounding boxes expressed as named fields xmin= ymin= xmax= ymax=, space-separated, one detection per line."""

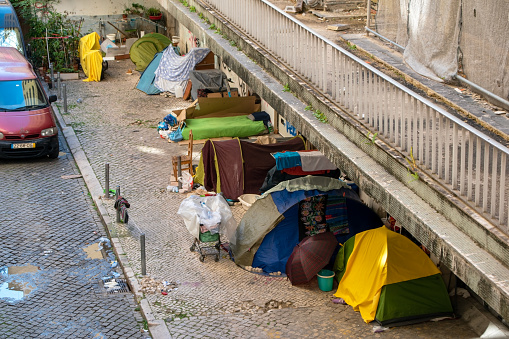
xmin=200 ymin=201 xmax=212 ymax=219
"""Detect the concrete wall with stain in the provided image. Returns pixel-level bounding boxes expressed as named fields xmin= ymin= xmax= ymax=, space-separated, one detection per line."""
xmin=54 ymin=0 xmax=159 ymax=16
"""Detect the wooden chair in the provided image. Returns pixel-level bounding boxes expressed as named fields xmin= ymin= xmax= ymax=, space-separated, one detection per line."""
xmin=172 ymin=129 xmax=194 ymax=183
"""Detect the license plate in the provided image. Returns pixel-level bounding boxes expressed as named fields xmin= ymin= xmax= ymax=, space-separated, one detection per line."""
xmin=12 ymin=143 xmax=35 ymax=149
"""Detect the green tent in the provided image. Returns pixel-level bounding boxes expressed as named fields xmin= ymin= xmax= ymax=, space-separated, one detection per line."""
xmin=129 ymin=33 xmax=170 ymax=71
xmin=333 ymin=226 xmax=454 ymax=326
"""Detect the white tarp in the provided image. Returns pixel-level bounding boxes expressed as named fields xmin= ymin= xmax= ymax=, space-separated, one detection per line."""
xmin=154 ymin=47 xmax=210 ymax=94
xmin=403 ymin=0 xmax=461 ymax=82
xmin=375 ymin=0 xmax=508 ymax=100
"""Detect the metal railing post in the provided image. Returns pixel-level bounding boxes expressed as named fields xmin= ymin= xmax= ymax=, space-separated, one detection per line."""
xmin=50 ymin=63 xmax=55 ymax=89
xmin=140 ymin=233 xmax=146 ymax=276
xmin=62 ymin=84 xmax=68 ymax=114
xmin=366 ymin=0 xmax=371 ymax=35
xmin=116 ymin=186 xmax=121 ymax=222
xmin=105 ymin=163 xmax=110 ymax=199
xmin=57 ymin=72 xmax=61 ymax=99
xmin=177 ymin=156 xmax=182 ymax=189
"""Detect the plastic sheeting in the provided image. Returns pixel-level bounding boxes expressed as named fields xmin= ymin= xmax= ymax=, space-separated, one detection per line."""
xmin=459 ymin=0 xmax=509 ymax=100
xmin=188 ymin=69 xmax=225 ymax=100
xmin=374 ymin=0 xmax=409 ymax=47
xmin=375 ymin=0 xmax=509 ymax=99
xmin=403 ymin=0 xmax=461 ymax=82
xmin=177 ymin=195 xmax=236 ymax=240
xmin=79 ymin=32 xmax=102 ymax=82
xmin=154 ymin=47 xmax=210 ymax=94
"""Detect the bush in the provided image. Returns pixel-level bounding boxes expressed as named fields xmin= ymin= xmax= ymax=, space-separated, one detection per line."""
xmin=146 ymin=7 xmax=161 ymax=16
xmin=11 ymin=0 xmax=84 ymax=72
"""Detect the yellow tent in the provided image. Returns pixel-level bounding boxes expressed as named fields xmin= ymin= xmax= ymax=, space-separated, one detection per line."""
xmin=333 ymin=226 xmax=452 ymax=325
xmin=79 ymin=32 xmax=102 ymax=82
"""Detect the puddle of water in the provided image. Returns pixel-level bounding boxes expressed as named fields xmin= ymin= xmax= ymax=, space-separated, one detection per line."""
xmin=0 ymin=265 xmax=38 ymax=301
xmin=83 ymin=243 xmax=104 ymax=259
xmin=4 ymin=264 xmax=39 ymax=275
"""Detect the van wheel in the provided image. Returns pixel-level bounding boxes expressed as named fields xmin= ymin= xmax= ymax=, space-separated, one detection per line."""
xmin=48 ymin=147 xmax=59 ymax=159
xmin=48 ymin=139 xmax=60 ymax=159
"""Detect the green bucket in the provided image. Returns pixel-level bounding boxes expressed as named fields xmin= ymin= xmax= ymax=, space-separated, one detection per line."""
xmin=317 ymin=269 xmax=335 ymax=292
xmin=199 ymin=231 xmax=219 ymax=243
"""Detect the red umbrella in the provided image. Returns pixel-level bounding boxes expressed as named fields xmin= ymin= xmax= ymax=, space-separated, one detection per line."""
xmin=286 ymin=232 xmax=338 ymax=285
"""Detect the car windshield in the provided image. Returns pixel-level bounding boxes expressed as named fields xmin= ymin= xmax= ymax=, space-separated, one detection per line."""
xmin=0 ymin=27 xmax=23 ymax=53
xmin=0 ymin=80 xmax=47 ymax=111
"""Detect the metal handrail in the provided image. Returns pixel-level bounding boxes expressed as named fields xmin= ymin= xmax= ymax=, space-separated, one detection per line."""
xmin=202 ymin=0 xmax=509 ymax=230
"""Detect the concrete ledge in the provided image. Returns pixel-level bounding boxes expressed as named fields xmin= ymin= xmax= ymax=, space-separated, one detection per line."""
xmin=457 ymin=296 xmax=509 ymax=338
xmin=164 ymin=0 xmax=509 ymax=323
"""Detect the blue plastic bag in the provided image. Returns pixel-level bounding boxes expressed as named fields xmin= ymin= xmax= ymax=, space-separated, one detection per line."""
xmin=169 ymin=122 xmax=186 ymax=142
xmin=163 ymin=113 xmax=178 ymax=127
xmin=157 ymin=121 xmax=169 ymax=130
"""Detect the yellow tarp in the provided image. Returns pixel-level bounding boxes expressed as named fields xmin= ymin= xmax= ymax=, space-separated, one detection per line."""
xmin=334 ymin=226 xmax=440 ymax=323
xmin=79 ymin=32 xmax=102 ymax=82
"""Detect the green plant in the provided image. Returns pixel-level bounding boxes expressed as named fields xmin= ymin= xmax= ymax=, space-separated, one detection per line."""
xmin=124 ymin=3 xmax=145 ymax=15
xmin=406 ymin=147 xmax=419 ymax=182
xmin=313 ymin=110 xmax=328 ymax=123
xmin=365 ymin=132 xmax=378 ymax=144
xmin=347 ymin=41 xmax=357 ymax=50
xmin=11 ymin=0 xmax=84 ymax=71
xmin=174 ymin=312 xmax=189 ymax=319
xmin=146 ymin=7 xmax=161 ymax=16
xmin=189 ymin=6 xmax=196 ymax=12
xmin=209 ymin=23 xmax=216 ymax=30
xmin=283 ymin=84 xmax=290 ymax=92
xmin=305 ymin=105 xmax=313 ymax=111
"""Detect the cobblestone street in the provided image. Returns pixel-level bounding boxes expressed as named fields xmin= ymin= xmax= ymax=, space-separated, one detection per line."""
xmin=0 ymin=131 xmax=145 ymax=337
xmin=54 ymin=59 xmax=478 ymax=338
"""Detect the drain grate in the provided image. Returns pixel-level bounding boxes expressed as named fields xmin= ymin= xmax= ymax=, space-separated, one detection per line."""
xmin=97 ymin=278 xmax=131 ymax=295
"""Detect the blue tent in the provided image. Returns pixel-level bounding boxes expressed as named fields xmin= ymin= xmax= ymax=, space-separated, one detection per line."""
xmin=229 ymin=176 xmax=383 ymax=274
xmin=135 ymin=50 xmax=163 ymax=95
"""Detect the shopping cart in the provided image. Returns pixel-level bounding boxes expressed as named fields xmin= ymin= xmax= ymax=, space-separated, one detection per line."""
xmin=190 ymin=228 xmax=221 ymax=262
xmin=178 ymin=194 xmax=234 ymax=263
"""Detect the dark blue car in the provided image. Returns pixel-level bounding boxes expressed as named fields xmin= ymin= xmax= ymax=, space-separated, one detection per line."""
xmin=0 ymin=0 xmax=26 ymax=56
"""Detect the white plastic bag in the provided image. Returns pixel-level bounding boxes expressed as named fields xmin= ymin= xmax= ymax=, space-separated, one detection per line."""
xmin=177 ymin=195 xmax=234 ymax=239
xmin=178 ymin=171 xmax=193 ymax=192
xmin=198 ymin=202 xmax=221 ymax=232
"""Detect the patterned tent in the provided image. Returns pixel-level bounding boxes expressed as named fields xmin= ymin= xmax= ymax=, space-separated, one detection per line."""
xmin=229 ymin=176 xmax=383 ymax=274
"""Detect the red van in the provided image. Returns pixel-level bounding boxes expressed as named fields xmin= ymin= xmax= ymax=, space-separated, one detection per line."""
xmin=0 ymin=47 xmax=59 ymax=159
